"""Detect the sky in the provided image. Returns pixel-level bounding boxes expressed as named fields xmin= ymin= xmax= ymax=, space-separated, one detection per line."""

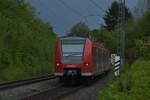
xmin=26 ymin=0 xmax=139 ymax=36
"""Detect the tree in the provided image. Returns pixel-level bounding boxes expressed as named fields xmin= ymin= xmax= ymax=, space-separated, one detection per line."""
xmin=103 ymin=1 xmax=132 ymax=30
xmin=0 ymin=0 xmax=57 ymax=82
xmin=69 ymin=22 xmax=90 ymax=37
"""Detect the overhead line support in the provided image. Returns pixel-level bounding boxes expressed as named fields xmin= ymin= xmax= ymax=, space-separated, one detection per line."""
xmin=118 ymin=0 xmax=125 ymax=65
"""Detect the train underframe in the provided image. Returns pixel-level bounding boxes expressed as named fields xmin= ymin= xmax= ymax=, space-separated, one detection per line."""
xmin=58 ymin=68 xmax=96 ymax=85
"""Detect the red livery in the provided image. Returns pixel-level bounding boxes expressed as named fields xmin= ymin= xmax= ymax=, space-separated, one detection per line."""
xmin=55 ymin=37 xmax=110 ymax=83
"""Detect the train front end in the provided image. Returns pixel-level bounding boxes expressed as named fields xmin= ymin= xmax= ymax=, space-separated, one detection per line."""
xmin=54 ymin=37 xmax=92 ymax=83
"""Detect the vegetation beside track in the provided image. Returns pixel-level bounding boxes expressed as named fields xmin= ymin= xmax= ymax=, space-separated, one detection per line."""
xmin=0 ymin=0 xmax=57 ymax=83
xmin=98 ymin=60 xmax=150 ymax=100
xmin=97 ymin=1 xmax=150 ymax=99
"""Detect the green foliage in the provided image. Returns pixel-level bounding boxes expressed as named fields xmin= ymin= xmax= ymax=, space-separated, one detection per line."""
xmin=0 ymin=0 xmax=57 ymax=83
xmin=136 ymin=10 xmax=150 ymax=38
xmin=90 ymin=1 xmax=133 ymax=54
xmin=135 ymin=40 xmax=150 ymax=60
xmin=97 ymin=8 xmax=150 ymax=99
xmin=127 ymin=10 xmax=150 ymax=59
xmin=92 ymin=8 xmax=150 ymax=59
xmin=31 ymin=88 xmax=41 ymax=92
xmin=91 ymin=29 xmax=118 ymax=53
xmin=103 ymin=1 xmax=132 ymax=30
xmin=98 ymin=60 xmax=150 ymax=100
xmin=69 ymin=22 xmax=90 ymax=37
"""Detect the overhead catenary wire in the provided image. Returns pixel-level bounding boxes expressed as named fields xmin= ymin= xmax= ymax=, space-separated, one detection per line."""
xmin=88 ymin=0 xmax=117 ymax=21
xmin=83 ymin=14 xmax=103 ymax=24
xmin=88 ymin=0 xmax=126 ymax=63
xmin=88 ymin=0 xmax=106 ymax=12
xmin=36 ymin=0 xmax=67 ymax=30
xmin=118 ymin=0 xmax=126 ymax=65
xmin=38 ymin=0 xmax=57 ymax=18
xmin=56 ymin=0 xmax=87 ymax=22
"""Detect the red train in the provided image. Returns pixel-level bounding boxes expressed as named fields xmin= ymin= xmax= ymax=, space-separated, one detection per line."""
xmin=55 ymin=37 xmax=111 ymax=83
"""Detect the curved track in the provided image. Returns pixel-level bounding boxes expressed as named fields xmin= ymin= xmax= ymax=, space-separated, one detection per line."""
xmin=0 ymin=71 xmax=112 ymax=100
xmin=0 ymin=74 xmax=56 ymax=91
xmin=21 ymin=70 xmax=112 ymax=100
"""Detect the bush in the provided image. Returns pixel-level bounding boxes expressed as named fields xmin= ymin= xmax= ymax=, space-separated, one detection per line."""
xmin=0 ymin=0 xmax=57 ymax=83
xmin=135 ymin=40 xmax=150 ymax=60
xmin=98 ymin=60 xmax=150 ymax=100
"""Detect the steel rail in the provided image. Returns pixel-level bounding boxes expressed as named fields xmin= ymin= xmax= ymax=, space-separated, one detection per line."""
xmin=21 ymin=71 xmax=112 ymax=100
xmin=0 ymin=74 xmax=57 ymax=90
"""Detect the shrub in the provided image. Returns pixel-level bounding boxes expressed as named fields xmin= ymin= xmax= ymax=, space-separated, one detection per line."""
xmin=0 ymin=0 xmax=57 ymax=83
xmin=98 ymin=60 xmax=150 ymax=100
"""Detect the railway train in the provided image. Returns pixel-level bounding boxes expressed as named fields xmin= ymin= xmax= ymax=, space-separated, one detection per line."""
xmin=54 ymin=37 xmax=111 ymax=84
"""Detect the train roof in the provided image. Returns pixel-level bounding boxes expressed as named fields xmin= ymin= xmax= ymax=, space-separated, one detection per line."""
xmin=60 ymin=37 xmax=104 ymax=46
xmin=60 ymin=37 xmax=87 ymax=40
xmin=59 ymin=36 xmax=108 ymax=51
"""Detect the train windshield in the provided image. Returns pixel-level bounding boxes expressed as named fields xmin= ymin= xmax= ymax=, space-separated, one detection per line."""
xmin=61 ymin=40 xmax=85 ymax=63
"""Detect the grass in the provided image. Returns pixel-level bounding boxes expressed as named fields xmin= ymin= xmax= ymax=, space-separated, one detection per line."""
xmin=98 ymin=59 xmax=150 ymax=100
xmin=31 ymin=88 xmax=41 ymax=92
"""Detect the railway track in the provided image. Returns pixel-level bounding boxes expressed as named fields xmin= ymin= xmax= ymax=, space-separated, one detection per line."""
xmin=21 ymin=70 xmax=112 ymax=100
xmin=0 ymin=74 xmax=56 ymax=91
xmin=0 ymin=71 xmax=112 ymax=100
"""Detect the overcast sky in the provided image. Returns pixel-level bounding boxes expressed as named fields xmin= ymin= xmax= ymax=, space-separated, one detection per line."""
xmin=26 ymin=0 xmax=139 ymax=36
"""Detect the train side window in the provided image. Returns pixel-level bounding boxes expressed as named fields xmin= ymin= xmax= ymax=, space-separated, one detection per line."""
xmin=99 ymin=49 xmax=102 ymax=65
xmin=104 ymin=51 xmax=106 ymax=63
xmin=103 ymin=51 xmax=104 ymax=63
xmin=104 ymin=51 xmax=105 ymax=63
xmin=102 ymin=49 xmax=104 ymax=64
xmin=96 ymin=48 xmax=98 ymax=63
xmin=98 ymin=49 xmax=101 ymax=64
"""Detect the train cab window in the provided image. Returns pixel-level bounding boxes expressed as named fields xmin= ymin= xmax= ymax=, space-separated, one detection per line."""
xmin=61 ymin=40 xmax=85 ymax=63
